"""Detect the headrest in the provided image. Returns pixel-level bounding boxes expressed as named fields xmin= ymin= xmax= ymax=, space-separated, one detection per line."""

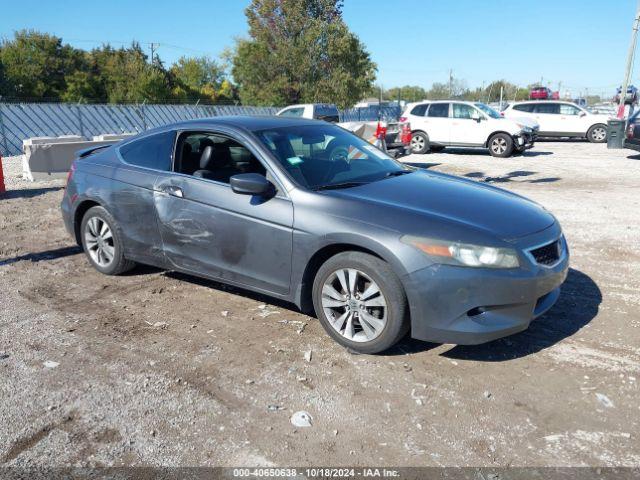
xmin=199 ymin=145 xmax=214 ymax=169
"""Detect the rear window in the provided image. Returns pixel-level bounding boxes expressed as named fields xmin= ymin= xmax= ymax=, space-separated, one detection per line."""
xmin=119 ymin=131 xmax=175 ymax=171
xmin=427 ymin=103 xmax=449 ymax=118
xmin=410 ymin=104 xmax=428 ymax=116
xmin=279 ymin=107 xmax=305 ymax=117
xmin=513 ymin=104 xmax=535 ymax=112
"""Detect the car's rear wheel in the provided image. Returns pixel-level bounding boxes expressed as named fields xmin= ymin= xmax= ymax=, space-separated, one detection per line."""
xmin=312 ymin=252 xmax=409 ymax=354
xmin=587 ymin=124 xmax=607 ymax=143
xmin=488 ymin=133 xmax=514 ymax=157
xmin=410 ymin=132 xmax=429 ymax=154
xmin=81 ymin=206 xmax=136 ymax=275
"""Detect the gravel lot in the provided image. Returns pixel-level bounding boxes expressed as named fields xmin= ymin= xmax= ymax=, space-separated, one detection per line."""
xmin=0 ymin=141 xmax=639 ymax=467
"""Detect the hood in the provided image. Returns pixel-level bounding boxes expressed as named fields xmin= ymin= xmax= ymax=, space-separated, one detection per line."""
xmin=329 ymin=171 xmax=555 ymax=239
xmin=508 ymin=116 xmax=539 ymax=130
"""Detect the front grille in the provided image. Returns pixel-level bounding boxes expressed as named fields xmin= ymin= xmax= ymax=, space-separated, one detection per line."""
xmin=530 ymin=240 xmax=561 ymax=266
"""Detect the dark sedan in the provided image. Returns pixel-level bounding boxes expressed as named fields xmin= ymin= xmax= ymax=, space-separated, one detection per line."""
xmin=625 ymin=110 xmax=640 ymax=152
xmin=61 ymin=116 xmax=569 ymax=353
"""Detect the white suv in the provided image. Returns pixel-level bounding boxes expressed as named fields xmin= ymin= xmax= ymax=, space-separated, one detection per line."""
xmin=402 ymin=101 xmax=534 ymax=157
xmin=502 ymin=101 xmax=610 ymax=143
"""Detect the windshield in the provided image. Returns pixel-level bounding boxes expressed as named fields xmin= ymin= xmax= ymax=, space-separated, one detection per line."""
xmin=474 ymin=103 xmax=502 ymax=119
xmin=254 ymin=124 xmax=408 ymax=190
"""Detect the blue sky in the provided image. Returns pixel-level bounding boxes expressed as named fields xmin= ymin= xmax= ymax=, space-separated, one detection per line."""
xmin=0 ymin=0 xmax=636 ymax=98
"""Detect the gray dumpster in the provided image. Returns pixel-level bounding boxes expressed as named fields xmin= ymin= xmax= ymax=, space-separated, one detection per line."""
xmin=607 ymin=119 xmax=626 ymax=149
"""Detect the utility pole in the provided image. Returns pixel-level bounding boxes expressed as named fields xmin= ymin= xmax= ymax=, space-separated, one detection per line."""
xmin=499 ymin=85 xmax=503 ymax=109
xmin=449 ymin=69 xmax=453 ymax=97
xmin=150 ymin=43 xmax=158 ymax=65
xmin=618 ymin=2 xmax=640 ymax=118
xmin=558 ymin=81 xmax=562 ymax=99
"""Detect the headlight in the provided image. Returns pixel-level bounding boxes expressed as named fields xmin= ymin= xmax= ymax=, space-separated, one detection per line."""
xmin=401 ymin=235 xmax=520 ymax=268
xmin=516 ymin=123 xmax=532 ymax=132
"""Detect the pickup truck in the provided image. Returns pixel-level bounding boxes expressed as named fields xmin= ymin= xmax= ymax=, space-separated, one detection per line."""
xmin=276 ymin=103 xmax=411 ymax=157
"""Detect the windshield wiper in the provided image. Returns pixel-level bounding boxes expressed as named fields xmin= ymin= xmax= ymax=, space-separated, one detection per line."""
xmin=384 ymin=170 xmax=413 ymax=178
xmin=312 ymin=181 xmax=369 ymax=191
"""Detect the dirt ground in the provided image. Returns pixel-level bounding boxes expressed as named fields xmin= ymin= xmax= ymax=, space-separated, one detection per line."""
xmin=0 ymin=140 xmax=639 ymax=468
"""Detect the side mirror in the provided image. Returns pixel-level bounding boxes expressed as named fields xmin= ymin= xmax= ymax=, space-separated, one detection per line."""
xmin=230 ymin=173 xmax=274 ymax=196
xmin=579 ymin=112 xmax=587 ymax=117
xmin=473 ymin=115 xmax=482 ymax=123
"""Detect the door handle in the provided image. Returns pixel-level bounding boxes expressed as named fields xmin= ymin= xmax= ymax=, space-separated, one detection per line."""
xmin=160 ymin=185 xmax=183 ymax=198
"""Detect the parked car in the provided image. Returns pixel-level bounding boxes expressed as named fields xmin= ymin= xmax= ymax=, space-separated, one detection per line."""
xmin=61 ymin=116 xmax=569 ymax=354
xmin=277 ymin=103 xmax=411 ymax=157
xmin=503 ymin=101 xmax=611 ymax=142
xmin=401 ymin=101 xmax=536 ymax=157
xmin=529 ymin=87 xmax=552 ymax=100
xmin=614 ymin=85 xmax=638 ymax=105
xmin=276 ymin=103 xmax=340 ymax=122
xmin=624 ymin=110 xmax=640 ymax=152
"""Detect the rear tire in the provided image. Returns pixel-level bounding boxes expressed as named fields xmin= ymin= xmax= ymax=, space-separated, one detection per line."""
xmin=312 ymin=252 xmax=409 ymax=354
xmin=587 ymin=124 xmax=607 ymax=143
xmin=80 ymin=206 xmax=136 ymax=275
xmin=410 ymin=132 xmax=429 ymax=154
xmin=488 ymin=133 xmax=514 ymax=157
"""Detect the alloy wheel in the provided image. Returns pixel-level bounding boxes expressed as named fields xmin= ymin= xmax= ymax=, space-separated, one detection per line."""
xmin=84 ymin=216 xmax=115 ymax=267
xmin=491 ymin=137 xmax=507 ymax=154
xmin=592 ymin=127 xmax=606 ymax=142
xmin=321 ymin=268 xmax=387 ymax=342
xmin=410 ymin=135 xmax=425 ymax=152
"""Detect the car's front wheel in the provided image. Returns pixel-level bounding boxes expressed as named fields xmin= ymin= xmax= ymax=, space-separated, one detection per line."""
xmin=81 ymin=206 xmax=136 ymax=275
xmin=312 ymin=252 xmax=409 ymax=354
xmin=488 ymin=133 xmax=514 ymax=157
xmin=410 ymin=131 xmax=429 ymax=154
xmin=587 ymin=124 xmax=607 ymax=143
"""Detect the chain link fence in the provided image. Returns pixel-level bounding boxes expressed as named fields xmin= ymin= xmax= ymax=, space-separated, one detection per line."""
xmin=0 ymin=102 xmax=402 ymax=157
xmin=0 ymin=103 xmax=278 ymax=157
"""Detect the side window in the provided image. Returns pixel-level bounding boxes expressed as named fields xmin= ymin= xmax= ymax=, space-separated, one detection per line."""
xmin=513 ymin=104 xmax=534 ymax=113
xmin=427 ymin=103 xmax=449 ymax=118
xmin=410 ymin=104 xmax=428 ymax=116
xmin=119 ymin=131 xmax=174 ymax=171
xmin=175 ymin=132 xmax=266 ymax=184
xmin=560 ymin=104 xmax=581 ymax=115
xmin=452 ymin=103 xmax=478 ymax=119
xmin=279 ymin=107 xmax=305 ymax=118
xmin=534 ymin=103 xmax=560 ymax=114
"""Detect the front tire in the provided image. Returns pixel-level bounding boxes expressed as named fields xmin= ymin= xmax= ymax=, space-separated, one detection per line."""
xmin=488 ymin=133 xmax=514 ymax=157
xmin=312 ymin=252 xmax=409 ymax=354
xmin=587 ymin=124 xmax=607 ymax=143
xmin=410 ymin=131 xmax=429 ymax=154
xmin=80 ymin=206 xmax=136 ymax=275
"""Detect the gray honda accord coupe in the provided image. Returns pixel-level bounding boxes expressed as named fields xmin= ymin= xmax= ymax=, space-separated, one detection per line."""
xmin=61 ymin=116 xmax=569 ymax=354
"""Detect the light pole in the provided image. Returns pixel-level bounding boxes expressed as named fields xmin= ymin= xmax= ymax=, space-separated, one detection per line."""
xmin=618 ymin=2 xmax=640 ymax=118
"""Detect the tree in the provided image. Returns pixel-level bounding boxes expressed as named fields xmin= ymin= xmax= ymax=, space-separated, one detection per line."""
xmin=91 ymin=43 xmax=172 ymax=103
xmin=0 ymin=30 xmax=80 ymax=99
xmin=170 ymin=56 xmax=225 ymax=101
xmin=231 ymin=0 xmax=376 ymax=108
xmin=385 ymin=85 xmax=428 ymax=103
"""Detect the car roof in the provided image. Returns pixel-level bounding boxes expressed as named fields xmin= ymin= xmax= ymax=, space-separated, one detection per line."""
xmin=407 ymin=100 xmax=479 ymax=106
xmin=160 ymin=115 xmax=324 ymax=132
xmin=509 ymin=100 xmax=580 ymax=106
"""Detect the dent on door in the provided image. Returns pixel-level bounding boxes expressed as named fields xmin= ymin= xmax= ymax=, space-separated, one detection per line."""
xmin=153 ymin=175 xmax=294 ymax=295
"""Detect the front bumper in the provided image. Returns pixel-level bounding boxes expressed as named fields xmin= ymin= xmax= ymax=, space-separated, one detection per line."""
xmin=402 ymin=228 xmax=569 ymax=345
xmin=515 ymin=131 xmax=536 ymax=150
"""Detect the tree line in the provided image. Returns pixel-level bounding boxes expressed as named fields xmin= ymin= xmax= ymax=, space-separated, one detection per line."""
xmin=0 ymin=0 xmax=600 ymax=108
